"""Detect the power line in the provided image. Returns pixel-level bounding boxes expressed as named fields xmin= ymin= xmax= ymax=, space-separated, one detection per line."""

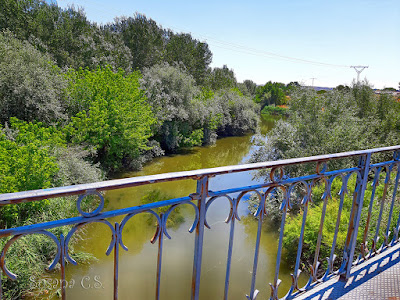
xmin=161 ymin=23 xmax=350 ymax=68
xmin=59 ymin=1 xmax=351 ymax=69
xmin=201 ymin=36 xmax=349 ymax=68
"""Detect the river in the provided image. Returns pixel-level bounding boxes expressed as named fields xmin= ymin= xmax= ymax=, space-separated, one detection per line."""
xmin=60 ymin=115 xmax=307 ymax=299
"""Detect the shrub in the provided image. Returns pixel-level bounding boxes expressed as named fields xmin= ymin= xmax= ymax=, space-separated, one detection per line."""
xmin=261 ymin=105 xmax=289 ymax=116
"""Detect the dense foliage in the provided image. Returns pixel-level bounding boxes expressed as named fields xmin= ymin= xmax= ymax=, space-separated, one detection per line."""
xmin=251 ymin=83 xmax=400 ymax=167
xmin=250 ymin=83 xmax=400 ymax=273
xmin=0 ymin=30 xmax=67 ymax=124
xmin=260 ymin=105 xmax=288 ymax=116
xmin=141 ymin=63 xmax=258 ymax=151
xmin=0 ymin=2 xmax=263 ymax=297
xmin=65 ymin=67 xmax=156 ymax=171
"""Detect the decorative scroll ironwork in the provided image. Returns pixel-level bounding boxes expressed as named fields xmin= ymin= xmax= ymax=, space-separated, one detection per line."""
xmin=0 ymin=146 xmax=399 ymax=300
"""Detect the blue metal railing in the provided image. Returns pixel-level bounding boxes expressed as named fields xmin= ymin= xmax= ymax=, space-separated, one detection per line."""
xmin=1 ymin=145 xmax=400 ymax=299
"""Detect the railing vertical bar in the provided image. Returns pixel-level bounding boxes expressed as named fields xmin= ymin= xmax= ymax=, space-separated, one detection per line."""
xmin=385 ymin=165 xmax=400 ymax=247
xmin=247 ymin=193 xmax=266 ymax=300
xmin=191 ymin=176 xmax=209 ymax=300
xmin=286 ymin=199 xmax=309 ymax=297
xmin=392 ymin=166 xmax=400 ymax=244
xmin=341 ymin=180 xmax=359 ymax=266
xmin=223 ymin=212 xmax=236 ymax=300
xmin=60 ymin=234 xmax=66 ymax=300
xmin=360 ymin=169 xmax=380 ymax=260
xmin=372 ymin=171 xmax=390 ymax=253
xmin=325 ymin=177 xmax=347 ymax=277
xmin=394 ymin=202 xmax=400 ymax=243
xmin=114 ymin=222 xmax=120 ymax=300
xmin=270 ymin=206 xmax=287 ymax=300
xmin=343 ymin=153 xmax=371 ymax=279
xmin=310 ymin=185 xmax=329 ymax=283
xmin=155 ymin=216 xmax=164 ymax=300
xmin=0 ymin=268 xmax=2 ymax=300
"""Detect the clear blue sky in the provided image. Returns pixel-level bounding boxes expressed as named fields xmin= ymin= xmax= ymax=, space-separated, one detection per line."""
xmin=58 ymin=0 xmax=399 ymax=89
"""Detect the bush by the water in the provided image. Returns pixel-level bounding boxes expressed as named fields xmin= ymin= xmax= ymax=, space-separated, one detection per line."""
xmin=261 ymin=105 xmax=289 ymax=116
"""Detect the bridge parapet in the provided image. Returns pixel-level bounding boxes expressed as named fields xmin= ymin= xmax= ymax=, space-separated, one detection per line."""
xmin=1 ymin=145 xmax=400 ymax=299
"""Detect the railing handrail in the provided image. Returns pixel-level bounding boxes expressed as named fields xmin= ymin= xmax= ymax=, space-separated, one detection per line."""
xmin=1 ymin=145 xmax=400 ymax=205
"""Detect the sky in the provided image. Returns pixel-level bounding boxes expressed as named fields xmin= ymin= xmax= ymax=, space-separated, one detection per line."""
xmin=57 ymin=0 xmax=400 ymax=89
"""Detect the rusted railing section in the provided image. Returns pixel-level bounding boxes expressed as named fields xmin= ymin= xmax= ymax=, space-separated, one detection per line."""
xmin=0 ymin=145 xmax=400 ymax=300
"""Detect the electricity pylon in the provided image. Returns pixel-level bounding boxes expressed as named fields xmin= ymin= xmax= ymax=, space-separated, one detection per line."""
xmin=310 ymin=78 xmax=317 ymax=88
xmin=350 ymin=66 xmax=368 ymax=83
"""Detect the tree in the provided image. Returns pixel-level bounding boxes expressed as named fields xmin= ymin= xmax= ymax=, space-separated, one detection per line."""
xmin=352 ymin=81 xmax=375 ymax=118
xmin=65 ymin=67 xmax=156 ymax=171
xmin=1 ymin=0 xmax=132 ymax=71
xmin=0 ymin=118 xmax=64 ymax=227
xmin=335 ymin=84 xmax=351 ymax=93
xmin=213 ymin=90 xmax=259 ymax=136
xmin=239 ymin=79 xmax=257 ymax=97
xmin=286 ymin=81 xmax=301 ymax=95
xmin=140 ymin=63 xmax=204 ymax=151
xmin=109 ymin=14 xmax=165 ymax=71
xmin=164 ymin=32 xmax=212 ymax=85
xmin=255 ymin=81 xmax=286 ymax=108
xmin=0 ymin=30 xmax=67 ymax=124
xmin=206 ymin=65 xmax=237 ymax=91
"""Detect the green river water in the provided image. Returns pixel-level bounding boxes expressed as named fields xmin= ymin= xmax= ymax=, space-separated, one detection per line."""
xmin=52 ymin=115 xmax=307 ymax=299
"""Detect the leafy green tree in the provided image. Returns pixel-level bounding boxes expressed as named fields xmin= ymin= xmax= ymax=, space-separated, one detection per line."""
xmin=109 ymin=14 xmax=165 ymax=71
xmin=206 ymin=65 xmax=237 ymax=91
xmin=65 ymin=67 xmax=156 ymax=171
xmin=0 ymin=118 xmax=62 ymax=195
xmin=255 ymin=81 xmax=286 ymax=108
xmin=0 ymin=118 xmax=64 ymax=227
xmin=0 ymin=0 xmax=40 ymax=40
xmin=0 ymin=30 xmax=67 ymax=124
xmin=238 ymin=79 xmax=257 ymax=97
xmin=352 ymin=81 xmax=375 ymax=118
xmin=164 ymin=32 xmax=212 ymax=85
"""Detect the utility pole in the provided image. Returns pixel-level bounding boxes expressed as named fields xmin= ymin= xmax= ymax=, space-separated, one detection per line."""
xmin=310 ymin=78 xmax=317 ymax=88
xmin=350 ymin=66 xmax=368 ymax=83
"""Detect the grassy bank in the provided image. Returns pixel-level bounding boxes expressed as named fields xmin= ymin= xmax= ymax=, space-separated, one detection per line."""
xmin=261 ymin=105 xmax=289 ymax=116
